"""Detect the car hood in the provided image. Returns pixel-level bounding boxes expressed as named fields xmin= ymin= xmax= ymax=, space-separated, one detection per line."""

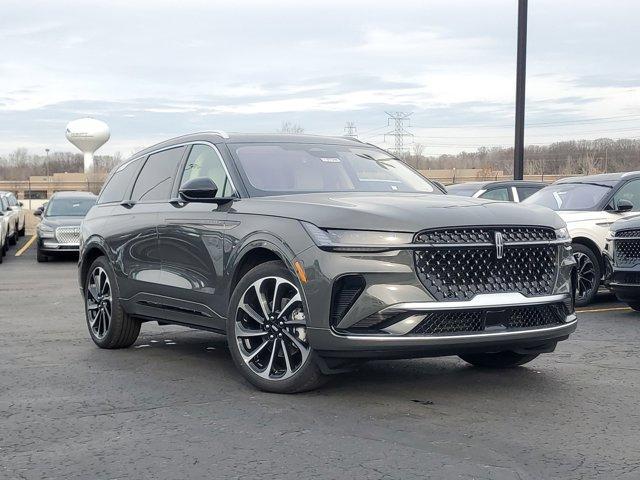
xmin=40 ymin=216 xmax=84 ymax=228
xmin=231 ymin=193 xmax=565 ymax=232
xmin=556 ymin=210 xmax=610 ymax=224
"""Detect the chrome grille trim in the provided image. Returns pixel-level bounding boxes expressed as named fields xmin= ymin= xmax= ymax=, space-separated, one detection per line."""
xmin=55 ymin=226 xmax=81 ymax=245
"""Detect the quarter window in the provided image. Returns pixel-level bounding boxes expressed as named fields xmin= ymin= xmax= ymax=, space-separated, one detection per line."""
xmin=180 ymin=144 xmax=234 ymax=197
xmin=517 ymin=186 xmax=541 ymax=201
xmin=132 ymin=147 xmax=185 ymax=202
xmin=98 ymin=157 xmax=143 ymax=204
xmin=613 ymin=179 xmax=640 ymax=211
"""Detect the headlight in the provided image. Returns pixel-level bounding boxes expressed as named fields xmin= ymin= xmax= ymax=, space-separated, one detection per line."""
xmin=554 ymin=227 xmax=570 ymax=242
xmin=38 ymin=224 xmax=55 ymax=239
xmin=302 ymin=222 xmax=413 ymax=251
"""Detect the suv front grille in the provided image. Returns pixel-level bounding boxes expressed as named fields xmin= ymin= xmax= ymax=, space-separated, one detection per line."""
xmin=55 ymin=226 xmax=81 ymax=245
xmin=614 ymin=230 xmax=640 ymax=267
xmin=410 ymin=304 xmax=565 ymax=335
xmin=414 ymin=227 xmax=558 ymax=301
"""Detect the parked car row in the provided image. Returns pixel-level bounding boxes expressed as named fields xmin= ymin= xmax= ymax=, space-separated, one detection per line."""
xmin=444 ymin=173 xmax=640 ymax=308
xmin=0 ymin=191 xmax=27 ymax=263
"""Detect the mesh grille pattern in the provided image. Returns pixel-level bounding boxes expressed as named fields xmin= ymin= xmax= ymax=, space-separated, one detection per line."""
xmin=616 ymin=229 xmax=640 ymax=238
xmin=412 ymin=310 xmax=484 ymax=335
xmin=55 ymin=226 xmax=81 ymax=244
xmin=410 ymin=304 xmax=564 ymax=336
xmin=416 ymin=226 xmax=555 ymax=245
xmin=414 ymin=245 xmax=558 ymax=301
xmin=615 ymin=238 xmax=640 ymax=267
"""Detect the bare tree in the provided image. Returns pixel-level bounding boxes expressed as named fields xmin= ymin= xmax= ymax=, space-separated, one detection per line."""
xmin=278 ymin=121 xmax=304 ymax=134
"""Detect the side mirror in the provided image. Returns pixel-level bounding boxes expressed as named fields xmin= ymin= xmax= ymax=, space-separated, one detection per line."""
xmin=34 ymin=210 xmax=42 ymax=217
xmin=177 ymin=177 xmax=235 ymax=204
xmin=18 ymin=202 xmax=23 ymax=207
xmin=616 ymin=199 xmax=634 ymax=213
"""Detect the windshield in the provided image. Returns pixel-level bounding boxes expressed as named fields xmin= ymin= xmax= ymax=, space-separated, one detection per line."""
xmin=45 ymin=197 xmax=96 ymax=217
xmin=523 ymin=183 xmax=612 ymax=211
xmin=230 ymin=143 xmax=438 ymax=196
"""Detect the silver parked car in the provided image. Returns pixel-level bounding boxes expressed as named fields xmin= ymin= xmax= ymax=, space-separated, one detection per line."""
xmin=0 ymin=191 xmax=26 ymax=238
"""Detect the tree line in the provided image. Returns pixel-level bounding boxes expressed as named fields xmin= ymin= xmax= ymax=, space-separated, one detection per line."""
xmin=2 ymin=137 xmax=640 ymax=181
xmin=403 ymin=138 xmax=640 ymax=175
xmin=0 ymin=148 xmax=122 ymax=180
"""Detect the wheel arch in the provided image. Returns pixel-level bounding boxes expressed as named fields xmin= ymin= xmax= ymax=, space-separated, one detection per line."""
xmin=80 ymin=238 xmax=110 ymax=290
xmin=228 ymin=238 xmax=298 ymax=299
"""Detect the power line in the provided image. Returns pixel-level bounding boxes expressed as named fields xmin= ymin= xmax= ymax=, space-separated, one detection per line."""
xmin=384 ymin=111 xmax=413 ymax=156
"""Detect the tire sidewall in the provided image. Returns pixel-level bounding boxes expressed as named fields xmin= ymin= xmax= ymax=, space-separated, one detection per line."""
xmin=226 ymin=261 xmax=323 ymax=393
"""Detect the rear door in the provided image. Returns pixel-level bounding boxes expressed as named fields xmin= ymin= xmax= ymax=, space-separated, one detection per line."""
xmin=156 ymin=143 xmax=237 ymax=331
xmin=115 ymin=147 xmax=186 ymax=302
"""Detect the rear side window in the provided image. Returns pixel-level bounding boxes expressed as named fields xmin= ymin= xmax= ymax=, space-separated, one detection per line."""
xmin=480 ymin=187 xmax=510 ymax=201
xmin=132 ymin=147 xmax=185 ymax=202
xmin=98 ymin=157 xmax=143 ymax=204
xmin=517 ymin=186 xmax=542 ymax=201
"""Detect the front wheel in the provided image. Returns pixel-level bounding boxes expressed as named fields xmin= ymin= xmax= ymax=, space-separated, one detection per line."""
xmin=8 ymin=228 xmax=17 ymax=245
xmin=84 ymin=256 xmax=140 ymax=348
xmin=573 ymin=243 xmax=601 ymax=307
xmin=227 ymin=261 xmax=326 ymax=393
xmin=36 ymin=245 xmax=49 ymax=263
xmin=459 ymin=351 xmax=540 ymax=368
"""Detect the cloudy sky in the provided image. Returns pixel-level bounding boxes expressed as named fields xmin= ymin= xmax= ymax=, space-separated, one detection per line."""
xmin=1 ymin=0 xmax=639 ymax=157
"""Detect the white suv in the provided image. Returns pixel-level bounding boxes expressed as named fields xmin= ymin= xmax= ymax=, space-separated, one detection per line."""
xmin=0 ymin=191 xmax=25 ymax=238
xmin=524 ymin=171 xmax=640 ymax=306
xmin=0 ymin=195 xmax=12 ymax=261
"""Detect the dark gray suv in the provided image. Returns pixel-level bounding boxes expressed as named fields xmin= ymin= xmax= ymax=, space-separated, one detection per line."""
xmin=79 ymin=132 xmax=577 ymax=393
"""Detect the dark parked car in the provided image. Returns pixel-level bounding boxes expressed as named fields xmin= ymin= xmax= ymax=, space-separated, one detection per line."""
xmin=79 ymin=132 xmax=576 ymax=393
xmin=35 ymin=192 xmax=97 ymax=262
xmin=446 ymin=180 xmax=547 ymax=202
xmin=604 ymin=214 xmax=640 ymax=310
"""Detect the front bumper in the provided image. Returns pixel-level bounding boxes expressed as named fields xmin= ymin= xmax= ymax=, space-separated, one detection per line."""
xmin=38 ymin=237 xmax=80 ymax=253
xmin=603 ymin=252 xmax=640 ymax=302
xmin=297 ymin=242 xmax=576 ymax=358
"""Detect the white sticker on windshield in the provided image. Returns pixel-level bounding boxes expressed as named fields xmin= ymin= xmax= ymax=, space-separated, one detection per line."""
xmin=320 ymin=157 xmax=341 ymax=163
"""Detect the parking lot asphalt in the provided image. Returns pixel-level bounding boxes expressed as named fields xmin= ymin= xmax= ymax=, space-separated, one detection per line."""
xmin=1 ymin=236 xmax=639 ymax=480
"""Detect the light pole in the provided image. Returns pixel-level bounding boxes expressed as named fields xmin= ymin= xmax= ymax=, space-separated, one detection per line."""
xmin=514 ymin=0 xmax=528 ymax=180
xmin=45 ymin=148 xmax=50 ymax=178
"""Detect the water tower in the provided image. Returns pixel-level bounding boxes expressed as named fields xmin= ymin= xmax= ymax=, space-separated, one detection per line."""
xmin=65 ymin=118 xmax=110 ymax=172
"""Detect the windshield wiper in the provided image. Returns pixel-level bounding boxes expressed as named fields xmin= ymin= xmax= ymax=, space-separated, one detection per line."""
xmin=564 ymin=181 xmax=614 ymax=189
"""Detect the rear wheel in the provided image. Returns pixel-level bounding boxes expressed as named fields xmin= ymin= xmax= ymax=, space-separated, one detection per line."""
xmin=18 ymin=222 xmax=25 ymax=237
xmin=459 ymin=351 xmax=539 ymax=368
xmin=227 ymin=261 xmax=326 ymax=393
xmin=573 ymin=243 xmax=600 ymax=307
xmin=8 ymin=227 xmax=17 ymax=245
xmin=84 ymin=256 xmax=140 ymax=348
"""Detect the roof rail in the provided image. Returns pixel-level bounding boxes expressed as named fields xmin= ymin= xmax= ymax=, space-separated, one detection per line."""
xmin=208 ymin=130 xmax=230 ymax=139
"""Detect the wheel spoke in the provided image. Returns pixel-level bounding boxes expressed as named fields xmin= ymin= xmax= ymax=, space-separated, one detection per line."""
xmin=236 ymin=324 xmax=268 ymax=337
xmin=283 ymin=330 xmax=309 ymax=356
xmin=252 ymin=279 xmax=271 ymax=319
xmin=263 ymin=339 xmax=278 ymax=376
xmin=281 ymin=339 xmax=292 ymax=374
xmin=243 ymin=339 xmax=270 ymax=362
xmin=277 ymin=293 xmax=301 ymax=319
xmin=87 ymin=303 xmax=99 ymax=311
xmin=271 ymin=278 xmax=285 ymax=311
xmin=240 ymin=302 xmax=265 ymax=324
xmin=87 ymin=284 xmax=99 ymax=302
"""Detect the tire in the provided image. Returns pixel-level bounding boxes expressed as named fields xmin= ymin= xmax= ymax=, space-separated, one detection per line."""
xmin=627 ymin=302 xmax=640 ymax=312
xmin=573 ymin=243 xmax=601 ymax=307
xmin=36 ymin=245 xmax=49 ymax=263
xmin=227 ymin=260 xmax=327 ymax=393
xmin=19 ymin=223 xmax=25 ymax=237
xmin=84 ymin=256 xmax=140 ymax=349
xmin=8 ymin=227 xmax=17 ymax=245
xmin=459 ymin=351 xmax=540 ymax=368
